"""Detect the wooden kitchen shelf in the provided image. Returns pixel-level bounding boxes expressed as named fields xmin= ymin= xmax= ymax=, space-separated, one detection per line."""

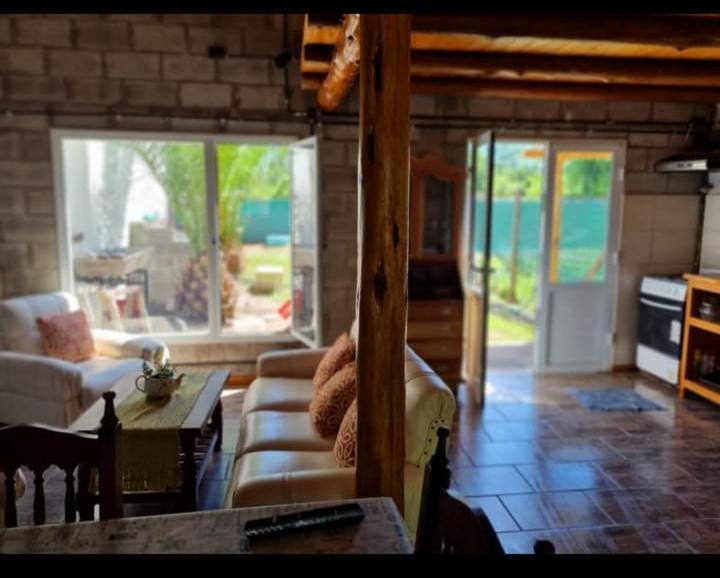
xmin=679 ymin=274 xmax=720 ymax=405
xmin=688 ymin=316 xmax=720 ymax=335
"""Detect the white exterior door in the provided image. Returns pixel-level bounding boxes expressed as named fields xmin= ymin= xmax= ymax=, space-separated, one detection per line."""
xmin=537 ymin=141 xmax=625 ymax=372
xmin=463 ymin=131 xmax=495 ymax=404
xmin=289 ymin=136 xmax=323 ymax=348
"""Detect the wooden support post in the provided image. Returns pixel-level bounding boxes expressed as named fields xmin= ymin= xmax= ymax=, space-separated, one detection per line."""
xmin=355 ymin=14 xmax=411 ymax=512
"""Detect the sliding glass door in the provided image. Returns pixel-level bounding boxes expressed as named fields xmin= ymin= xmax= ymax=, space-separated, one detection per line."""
xmin=54 ymin=130 xmax=320 ymax=343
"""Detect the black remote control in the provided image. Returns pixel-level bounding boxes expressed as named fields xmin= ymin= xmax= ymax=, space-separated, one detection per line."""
xmin=243 ymin=503 xmax=366 ymax=543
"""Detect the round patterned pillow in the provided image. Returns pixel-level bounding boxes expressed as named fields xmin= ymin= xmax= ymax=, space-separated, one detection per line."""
xmin=312 ymin=332 xmax=356 ymax=393
xmin=333 ymin=398 xmax=357 ymax=468
xmin=309 ymin=362 xmax=356 ymax=438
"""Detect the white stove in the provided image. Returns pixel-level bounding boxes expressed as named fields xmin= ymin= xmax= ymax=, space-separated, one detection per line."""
xmin=636 ymin=275 xmax=687 ymax=385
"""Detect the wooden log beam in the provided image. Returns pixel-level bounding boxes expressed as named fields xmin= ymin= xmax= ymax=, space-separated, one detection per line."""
xmin=409 ymin=77 xmax=720 ymax=103
xmin=309 ymin=48 xmax=720 ymax=87
xmin=410 ymin=13 xmax=720 ymax=49
xmin=317 ymin=14 xmax=360 ymax=111
xmin=355 ymin=14 xmax=410 ymax=512
xmin=301 ymin=72 xmax=720 ymax=102
xmin=409 ymin=51 xmax=720 ymax=86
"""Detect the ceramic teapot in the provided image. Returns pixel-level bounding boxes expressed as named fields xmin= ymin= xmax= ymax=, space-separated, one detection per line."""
xmin=135 ymin=373 xmax=185 ymax=399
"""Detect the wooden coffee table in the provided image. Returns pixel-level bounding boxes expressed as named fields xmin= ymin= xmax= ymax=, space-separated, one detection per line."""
xmin=71 ymin=369 xmax=230 ymax=513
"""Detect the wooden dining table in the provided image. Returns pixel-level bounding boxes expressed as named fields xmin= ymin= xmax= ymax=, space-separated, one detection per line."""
xmin=0 ymin=497 xmax=412 ymax=554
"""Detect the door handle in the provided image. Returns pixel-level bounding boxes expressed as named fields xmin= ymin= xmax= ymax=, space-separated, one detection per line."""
xmin=639 ymin=298 xmax=683 ymax=313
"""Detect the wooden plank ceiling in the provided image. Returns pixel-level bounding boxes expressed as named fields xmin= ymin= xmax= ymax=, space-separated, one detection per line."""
xmin=301 ymin=13 xmax=720 ymax=111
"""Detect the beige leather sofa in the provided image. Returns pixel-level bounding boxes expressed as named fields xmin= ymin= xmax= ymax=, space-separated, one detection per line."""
xmin=0 ymin=292 xmax=169 ymax=427
xmin=226 ymin=345 xmax=456 ymax=540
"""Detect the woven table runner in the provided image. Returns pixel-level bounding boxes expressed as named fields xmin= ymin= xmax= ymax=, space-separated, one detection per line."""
xmin=115 ymin=371 xmax=212 ymax=492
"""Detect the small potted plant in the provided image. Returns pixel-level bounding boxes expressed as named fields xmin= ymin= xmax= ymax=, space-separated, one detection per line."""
xmin=135 ymin=359 xmax=185 ymax=399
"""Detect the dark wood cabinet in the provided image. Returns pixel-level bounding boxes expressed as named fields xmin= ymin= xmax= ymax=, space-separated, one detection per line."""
xmin=409 ymin=154 xmax=465 ymax=261
xmin=407 ymin=154 xmax=466 ymax=394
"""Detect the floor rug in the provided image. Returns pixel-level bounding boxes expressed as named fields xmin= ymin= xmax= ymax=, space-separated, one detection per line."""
xmin=569 ymin=388 xmax=666 ymax=412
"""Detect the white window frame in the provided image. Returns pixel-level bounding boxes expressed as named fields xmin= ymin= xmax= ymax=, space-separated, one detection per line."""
xmin=51 ymin=128 xmax=301 ymax=345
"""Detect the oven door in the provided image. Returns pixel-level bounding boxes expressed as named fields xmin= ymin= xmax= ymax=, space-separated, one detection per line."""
xmin=637 ymin=293 xmax=685 ymax=358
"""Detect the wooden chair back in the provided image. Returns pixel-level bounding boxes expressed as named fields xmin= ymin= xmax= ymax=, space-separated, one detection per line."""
xmin=0 ymin=392 xmax=122 ymax=528
xmin=415 ymin=427 xmax=505 ymax=554
xmin=415 ymin=427 xmax=555 ymax=555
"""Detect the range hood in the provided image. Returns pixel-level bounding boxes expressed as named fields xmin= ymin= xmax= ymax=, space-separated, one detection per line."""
xmin=655 ymin=121 xmax=720 ymax=173
xmin=655 ymin=150 xmax=720 ymax=172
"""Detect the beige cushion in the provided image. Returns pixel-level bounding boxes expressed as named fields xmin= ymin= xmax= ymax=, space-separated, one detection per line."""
xmin=227 ymin=452 xmax=422 ymax=542
xmin=256 ymin=348 xmax=328 ymax=379
xmin=242 ymin=377 xmax=314 ymax=415
xmin=0 ymin=292 xmax=78 ymax=355
xmin=240 ymin=411 xmax=335 ymax=454
xmin=228 ymin=450 xmax=355 ymax=508
xmin=77 ymin=356 xmax=143 ymax=409
xmin=230 ymin=344 xmax=456 ymax=543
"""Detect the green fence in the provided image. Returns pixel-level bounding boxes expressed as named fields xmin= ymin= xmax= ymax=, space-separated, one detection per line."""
xmin=475 ymin=197 xmax=609 ymax=259
xmin=239 ymin=199 xmax=289 ymax=244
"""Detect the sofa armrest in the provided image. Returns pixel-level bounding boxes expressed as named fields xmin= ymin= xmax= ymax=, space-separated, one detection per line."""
xmin=229 ymin=467 xmax=356 ymax=508
xmin=92 ymin=329 xmax=169 ymax=364
xmin=0 ymin=351 xmax=83 ymax=403
xmin=256 ymin=348 xmax=330 ymax=379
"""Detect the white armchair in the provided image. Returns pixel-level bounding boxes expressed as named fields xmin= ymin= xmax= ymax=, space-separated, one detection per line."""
xmin=0 ymin=291 xmax=168 ymax=428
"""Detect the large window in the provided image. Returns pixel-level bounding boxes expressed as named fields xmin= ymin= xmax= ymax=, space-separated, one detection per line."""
xmin=54 ymin=131 xmax=321 ymax=343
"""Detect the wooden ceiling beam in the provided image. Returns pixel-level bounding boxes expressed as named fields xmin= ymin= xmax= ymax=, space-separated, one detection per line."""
xmin=410 ymin=77 xmax=720 ymax=103
xmin=411 ymin=52 xmax=720 ymax=86
xmin=303 ymin=14 xmax=720 ymax=60
xmin=306 ymin=49 xmax=720 ymax=87
xmin=317 ymin=14 xmax=360 ymax=111
xmin=302 ymin=72 xmax=720 ymax=103
xmin=410 ymin=13 xmax=720 ymax=49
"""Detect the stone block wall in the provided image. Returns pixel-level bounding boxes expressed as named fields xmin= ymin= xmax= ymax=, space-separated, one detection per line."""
xmin=322 ymin=94 xmax=715 ymax=366
xmin=0 ymin=13 xmax=716 ymax=369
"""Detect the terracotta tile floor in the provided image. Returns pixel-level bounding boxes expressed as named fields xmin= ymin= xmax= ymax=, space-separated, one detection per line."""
xmin=14 ymin=368 xmax=720 ymax=554
xmin=452 ymin=369 xmax=720 ymax=554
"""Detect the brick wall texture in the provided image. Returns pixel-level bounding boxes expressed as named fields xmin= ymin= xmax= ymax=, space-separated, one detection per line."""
xmin=0 ymin=14 xmax=716 ymax=366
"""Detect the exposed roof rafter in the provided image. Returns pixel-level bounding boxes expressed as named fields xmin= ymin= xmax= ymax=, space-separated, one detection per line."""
xmin=302 ymin=12 xmax=720 ymax=110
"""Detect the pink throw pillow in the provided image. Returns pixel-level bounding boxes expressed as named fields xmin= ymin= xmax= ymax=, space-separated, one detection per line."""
xmin=37 ymin=310 xmax=96 ymax=363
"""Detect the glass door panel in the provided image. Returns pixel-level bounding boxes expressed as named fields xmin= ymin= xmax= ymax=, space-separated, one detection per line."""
xmin=549 ymin=151 xmax=613 ymax=284
xmin=289 ymin=136 xmax=322 ymax=347
xmin=463 ymin=131 xmax=495 ymax=405
xmin=62 ymin=138 xmax=209 ymax=335
xmin=215 ymin=143 xmax=291 ymax=337
xmin=539 ymin=143 xmax=622 ymax=372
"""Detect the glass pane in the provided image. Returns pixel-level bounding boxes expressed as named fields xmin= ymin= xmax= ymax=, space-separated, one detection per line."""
xmin=487 ymin=141 xmax=545 ymax=345
xmin=290 ymin=142 xmax=318 ymax=344
xmin=422 ymin=175 xmax=453 ymax=255
xmin=63 ymin=138 xmax=208 ymax=334
xmin=550 ymin=151 xmax=613 ymax=284
xmin=216 ymin=144 xmax=291 ymax=336
xmin=469 ymin=138 xmax=491 ymax=287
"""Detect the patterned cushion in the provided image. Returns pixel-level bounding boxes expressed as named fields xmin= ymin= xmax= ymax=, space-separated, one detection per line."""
xmin=333 ymin=398 xmax=357 ymax=468
xmin=312 ymin=332 xmax=355 ymax=393
xmin=309 ymin=362 xmax=356 ymax=438
xmin=37 ymin=309 xmax=96 ymax=363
